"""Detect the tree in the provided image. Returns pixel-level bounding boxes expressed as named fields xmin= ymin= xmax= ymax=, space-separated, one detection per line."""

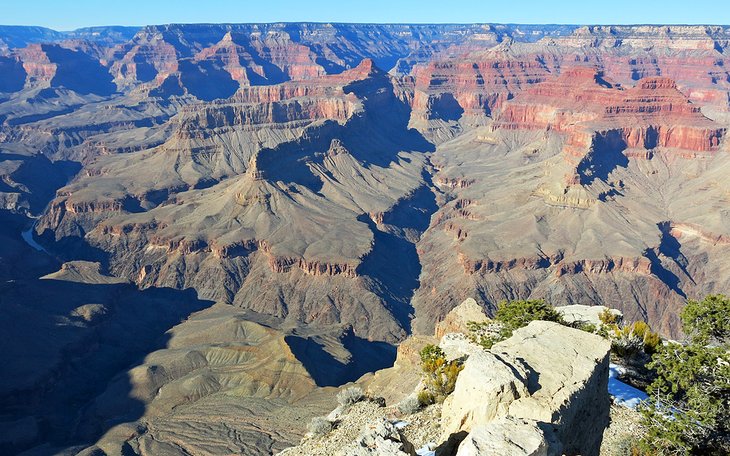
xmin=681 ymin=295 xmax=730 ymax=345
xmin=639 ymin=296 xmax=730 ymax=455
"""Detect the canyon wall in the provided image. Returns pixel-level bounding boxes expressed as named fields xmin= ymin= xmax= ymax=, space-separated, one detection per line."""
xmin=2 ymin=22 xmax=730 ymax=454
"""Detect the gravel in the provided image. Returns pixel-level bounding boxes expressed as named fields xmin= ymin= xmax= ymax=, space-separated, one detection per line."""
xmin=600 ymin=404 xmax=646 ymax=456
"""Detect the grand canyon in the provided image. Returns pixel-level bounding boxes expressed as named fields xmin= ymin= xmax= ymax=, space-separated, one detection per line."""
xmin=1 ymin=22 xmax=729 ymax=455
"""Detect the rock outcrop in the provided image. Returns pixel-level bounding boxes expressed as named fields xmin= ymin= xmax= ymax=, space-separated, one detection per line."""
xmin=282 ymin=317 xmax=611 ymax=456
xmin=340 ymin=419 xmax=416 ymax=456
xmin=437 ymin=321 xmax=611 ymax=456
xmin=435 ymin=297 xmax=489 ymax=338
xmin=456 ymin=417 xmax=550 ymax=456
xmin=489 ymin=321 xmax=612 ymax=456
xmin=441 ymin=350 xmax=529 ymax=437
xmin=556 ymin=304 xmax=623 ymax=327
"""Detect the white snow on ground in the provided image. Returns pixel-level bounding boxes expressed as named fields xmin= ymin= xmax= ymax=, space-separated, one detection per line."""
xmin=609 ymin=363 xmax=648 ymax=408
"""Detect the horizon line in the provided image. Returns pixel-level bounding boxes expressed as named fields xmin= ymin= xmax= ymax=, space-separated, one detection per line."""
xmin=2 ymin=22 xmax=730 ymax=33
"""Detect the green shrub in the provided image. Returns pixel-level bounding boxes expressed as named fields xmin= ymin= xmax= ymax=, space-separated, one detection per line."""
xmin=494 ymin=299 xmax=563 ymax=338
xmin=573 ymin=321 xmax=597 ymax=334
xmin=642 ymin=330 xmax=661 ymax=354
xmin=419 ymin=344 xmax=463 ymax=403
xmin=420 ymin=344 xmax=445 ymax=365
xmin=681 ymin=294 xmax=730 ymax=345
xmin=640 ymin=343 xmax=730 ymax=455
xmin=417 ymin=390 xmax=435 ymax=407
xmin=611 ymin=321 xmax=662 ymax=357
xmin=599 ymin=308 xmax=620 ymax=325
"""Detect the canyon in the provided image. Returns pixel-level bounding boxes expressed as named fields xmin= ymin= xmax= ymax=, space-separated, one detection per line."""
xmin=1 ymin=23 xmax=729 ymax=455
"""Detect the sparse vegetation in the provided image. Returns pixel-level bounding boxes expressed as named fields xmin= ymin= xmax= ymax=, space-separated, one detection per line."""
xmin=396 ymin=395 xmax=421 ymax=415
xmin=466 ymin=299 xmax=565 ymax=348
xmin=592 ymin=314 xmax=663 ymax=390
xmin=418 ymin=344 xmax=463 ymax=405
xmin=611 ymin=321 xmax=662 ymax=358
xmin=614 ymin=435 xmax=646 ymax=456
xmin=580 ymin=322 xmax=598 ymax=333
xmin=637 ymin=295 xmax=730 ymax=455
xmin=600 ymin=308 xmax=621 ymax=326
xmin=569 ymin=321 xmax=598 ymax=334
xmin=337 ymin=386 xmax=364 ymax=407
xmin=308 ymin=416 xmax=334 ymax=436
xmin=417 ymin=390 xmax=436 ymax=407
xmin=466 ymin=320 xmax=502 ymax=349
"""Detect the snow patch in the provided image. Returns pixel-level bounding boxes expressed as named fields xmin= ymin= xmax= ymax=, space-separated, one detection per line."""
xmin=609 ymin=363 xmax=648 ymax=409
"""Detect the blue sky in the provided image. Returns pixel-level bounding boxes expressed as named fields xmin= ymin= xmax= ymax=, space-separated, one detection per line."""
xmin=3 ymin=0 xmax=729 ymax=31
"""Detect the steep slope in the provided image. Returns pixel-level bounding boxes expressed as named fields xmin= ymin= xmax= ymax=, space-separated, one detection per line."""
xmin=413 ymin=68 xmax=729 ymax=336
xmin=0 ymin=262 xmax=363 ymax=455
xmin=36 ymin=59 xmax=436 ymax=342
xmin=4 ymin=23 xmax=727 ymax=342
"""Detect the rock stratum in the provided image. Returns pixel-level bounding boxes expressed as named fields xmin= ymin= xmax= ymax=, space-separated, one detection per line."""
xmin=1 ymin=23 xmax=729 ymax=455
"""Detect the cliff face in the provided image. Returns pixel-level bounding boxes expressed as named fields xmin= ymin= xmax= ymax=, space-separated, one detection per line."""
xmin=34 ymin=58 xmax=435 ymax=343
xmin=410 ymin=50 xmax=559 ymax=122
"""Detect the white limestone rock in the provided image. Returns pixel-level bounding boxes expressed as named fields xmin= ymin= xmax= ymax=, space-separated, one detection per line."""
xmin=491 ymin=321 xmax=611 ymax=456
xmin=456 ymin=417 xmax=551 ymax=456
xmin=555 ymin=304 xmax=622 ymax=327
xmin=440 ymin=350 xmax=528 ymax=438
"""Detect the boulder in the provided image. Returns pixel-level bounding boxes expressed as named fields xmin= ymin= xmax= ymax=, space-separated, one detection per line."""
xmin=491 ymin=321 xmax=611 ymax=456
xmin=555 ymin=305 xmax=622 ymax=327
xmin=440 ymin=350 xmax=529 ymax=438
xmin=438 ymin=332 xmax=483 ymax=361
xmin=435 ymin=298 xmax=489 ymax=338
xmin=456 ymin=417 xmax=552 ymax=456
xmin=339 ymin=419 xmax=415 ymax=456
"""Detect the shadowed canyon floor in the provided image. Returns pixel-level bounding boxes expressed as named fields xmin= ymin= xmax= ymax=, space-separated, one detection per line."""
xmin=1 ymin=23 xmax=730 ymax=454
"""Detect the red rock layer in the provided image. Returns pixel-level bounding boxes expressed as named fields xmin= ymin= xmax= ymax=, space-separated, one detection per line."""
xmin=17 ymin=44 xmax=55 ymax=83
xmin=554 ymin=257 xmax=653 ymax=277
xmin=410 ymin=50 xmax=559 ymax=120
xmin=194 ymin=31 xmax=325 ymax=85
xmin=494 ymin=67 xmax=726 ymax=154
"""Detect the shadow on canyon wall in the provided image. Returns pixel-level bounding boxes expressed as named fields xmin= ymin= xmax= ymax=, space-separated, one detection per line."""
xmin=285 ymin=331 xmax=396 ymax=387
xmin=0 ymin=212 xmax=215 ymax=454
xmin=0 ymin=273 xmax=214 ymax=454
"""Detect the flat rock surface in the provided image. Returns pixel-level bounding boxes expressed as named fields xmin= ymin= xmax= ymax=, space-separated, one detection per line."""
xmin=456 ymin=417 xmax=549 ymax=456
